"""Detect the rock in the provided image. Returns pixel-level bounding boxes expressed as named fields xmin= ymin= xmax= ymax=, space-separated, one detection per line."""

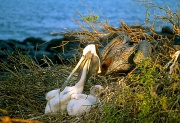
xmin=0 ymin=39 xmax=14 ymax=51
xmin=162 ymin=26 xmax=173 ymax=34
xmin=28 ymin=50 xmax=55 ymax=65
xmin=22 ymin=37 xmax=47 ymax=51
xmin=45 ymin=36 xmax=79 ymax=53
xmin=0 ymin=36 xmax=80 ymax=66
xmin=134 ymin=40 xmax=152 ymax=64
xmin=45 ymin=36 xmax=80 ymax=63
xmin=173 ymin=35 xmax=180 ymax=50
xmin=23 ymin=37 xmax=46 ymax=45
xmin=0 ymin=39 xmax=26 ymax=62
xmin=173 ymin=35 xmax=180 ymax=45
xmin=160 ymin=26 xmax=174 ymax=39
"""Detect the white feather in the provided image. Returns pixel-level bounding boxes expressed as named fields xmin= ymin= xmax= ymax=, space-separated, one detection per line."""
xmin=67 ymin=85 xmax=103 ymax=116
xmin=45 ymin=59 xmax=90 ymax=114
xmin=44 ymin=44 xmax=102 ymax=114
xmin=45 ymin=87 xmax=78 ymax=114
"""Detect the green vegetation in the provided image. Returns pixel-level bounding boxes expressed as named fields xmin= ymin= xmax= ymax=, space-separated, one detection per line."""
xmin=101 ymin=58 xmax=179 ymax=123
xmin=0 ymin=1 xmax=179 ymax=123
xmin=82 ymin=15 xmax=99 ymax=23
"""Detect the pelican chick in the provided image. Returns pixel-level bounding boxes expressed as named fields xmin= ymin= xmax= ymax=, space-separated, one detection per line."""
xmin=45 ymin=87 xmax=77 ymax=114
xmin=67 ymin=85 xmax=104 ymax=117
xmin=45 ymin=44 xmax=101 ymax=114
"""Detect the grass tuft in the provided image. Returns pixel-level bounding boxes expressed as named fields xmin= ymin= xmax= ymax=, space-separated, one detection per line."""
xmin=0 ymin=1 xmax=180 ymax=122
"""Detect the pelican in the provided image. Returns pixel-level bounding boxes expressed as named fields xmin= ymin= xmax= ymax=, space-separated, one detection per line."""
xmin=45 ymin=44 xmax=101 ymax=114
xmin=45 ymin=33 xmax=152 ymax=114
xmin=45 ymin=87 xmax=77 ymax=114
xmin=99 ymin=32 xmax=152 ymax=75
xmin=67 ymin=85 xmax=104 ymax=116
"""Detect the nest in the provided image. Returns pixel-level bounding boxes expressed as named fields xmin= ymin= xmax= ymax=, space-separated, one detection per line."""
xmin=0 ymin=19 xmax=179 ymax=123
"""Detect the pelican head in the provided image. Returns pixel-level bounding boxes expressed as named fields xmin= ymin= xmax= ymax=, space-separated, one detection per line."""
xmin=90 ymin=85 xmax=104 ymax=97
xmin=61 ymin=44 xmax=101 ymax=89
xmin=67 ymin=85 xmax=104 ymax=116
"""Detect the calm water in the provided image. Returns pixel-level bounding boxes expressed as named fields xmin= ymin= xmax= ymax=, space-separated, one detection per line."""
xmin=0 ymin=0 xmax=178 ymax=41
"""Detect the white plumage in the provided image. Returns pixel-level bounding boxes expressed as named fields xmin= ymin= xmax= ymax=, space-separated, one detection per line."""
xmin=45 ymin=44 xmax=101 ymax=114
xmin=67 ymin=85 xmax=104 ymax=116
xmin=45 ymin=60 xmax=89 ymax=114
xmin=45 ymin=87 xmax=77 ymax=114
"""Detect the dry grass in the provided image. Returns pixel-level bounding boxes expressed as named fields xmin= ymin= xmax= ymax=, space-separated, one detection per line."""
xmin=0 ymin=21 xmax=179 ymax=122
xmin=0 ymin=2 xmax=180 ymax=122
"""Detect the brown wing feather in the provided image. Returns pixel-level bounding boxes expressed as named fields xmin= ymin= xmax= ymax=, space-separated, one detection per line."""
xmin=101 ymin=32 xmax=138 ymax=75
xmin=101 ymin=33 xmax=129 ymax=60
xmin=106 ymin=46 xmax=137 ymax=74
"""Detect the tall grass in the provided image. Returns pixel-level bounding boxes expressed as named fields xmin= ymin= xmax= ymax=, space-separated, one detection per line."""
xmin=0 ymin=1 xmax=180 ymax=123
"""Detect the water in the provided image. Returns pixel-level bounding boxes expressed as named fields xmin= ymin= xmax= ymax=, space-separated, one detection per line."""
xmin=0 ymin=0 xmax=178 ymax=41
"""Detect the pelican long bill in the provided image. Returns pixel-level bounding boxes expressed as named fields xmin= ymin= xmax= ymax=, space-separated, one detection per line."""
xmin=61 ymin=44 xmax=101 ymax=90
xmin=61 ymin=55 xmax=85 ymax=89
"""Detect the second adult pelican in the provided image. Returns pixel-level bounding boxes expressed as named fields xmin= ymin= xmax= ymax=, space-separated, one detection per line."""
xmin=99 ymin=32 xmax=152 ymax=75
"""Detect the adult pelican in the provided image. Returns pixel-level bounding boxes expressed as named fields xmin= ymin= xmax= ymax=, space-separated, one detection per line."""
xmin=67 ymin=85 xmax=104 ymax=116
xmin=99 ymin=32 xmax=152 ymax=75
xmin=45 ymin=44 xmax=101 ymax=114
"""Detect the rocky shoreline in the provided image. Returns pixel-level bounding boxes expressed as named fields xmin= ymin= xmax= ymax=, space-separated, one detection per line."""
xmin=0 ymin=36 xmax=82 ymax=66
xmin=0 ymin=26 xmax=179 ymax=67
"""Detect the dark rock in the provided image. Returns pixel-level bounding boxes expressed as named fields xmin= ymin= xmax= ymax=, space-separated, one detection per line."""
xmin=0 ymin=39 xmax=30 ymax=53
xmin=44 ymin=36 xmax=80 ymax=64
xmin=23 ymin=37 xmax=46 ymax=45
xmin=173 ymin=35 xmax=180 ymax=50
xmin=0 ymin=39 xmax=14 ymax=51
xmin=173 ymin=35 xmax=180 ymax=45
xmin=158 ymin=26 xmax=174 ymax=39
xmin=0 ymin=36 xmax=80 ymax=66
xmin=59 ymin=50 xmax=78 ymax=59
xmin=23 ymin=37 xmax=47 ymax=51
xmin=28 ymin=50 xmax=55 ymax=65
xmin=162 ymin=26 xmax=173 ymax=34
xmin=45 ymin=36 xmax=79 ymax=54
